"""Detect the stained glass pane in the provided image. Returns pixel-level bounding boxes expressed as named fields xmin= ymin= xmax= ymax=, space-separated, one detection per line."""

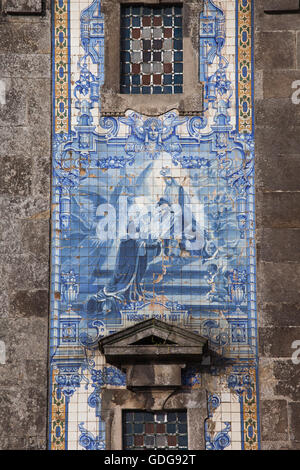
xmin=123 ymin=410 xmax=188 ymax=450
xmin=120 ymin=5 xmax=183 ymax=94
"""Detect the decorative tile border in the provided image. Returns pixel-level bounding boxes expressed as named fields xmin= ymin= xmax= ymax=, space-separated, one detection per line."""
xmin=242 ymin=367 xmax=259 ymax=450
xmin=237 ymin=0 xmax=253 ymax=133
xmin=50 ymin=369 xmax=66 ymax=450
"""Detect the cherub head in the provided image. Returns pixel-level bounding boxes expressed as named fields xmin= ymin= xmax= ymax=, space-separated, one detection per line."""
xmin=144 ymin=118 xmax=163 ymax=143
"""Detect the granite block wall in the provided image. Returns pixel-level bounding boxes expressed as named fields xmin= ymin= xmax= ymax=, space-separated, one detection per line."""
xmin=0 ymin=0 xmax=51 ymax=450
xmin=255 ymin=0 xmax=300 ymax=450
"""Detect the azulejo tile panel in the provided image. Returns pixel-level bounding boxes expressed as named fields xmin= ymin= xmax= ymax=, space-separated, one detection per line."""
xmin=50 ymin=0 xmax=259 ymax=450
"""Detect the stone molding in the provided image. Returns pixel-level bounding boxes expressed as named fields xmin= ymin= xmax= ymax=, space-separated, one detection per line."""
xmin=101 ymin=388 xmax=208 ymax=450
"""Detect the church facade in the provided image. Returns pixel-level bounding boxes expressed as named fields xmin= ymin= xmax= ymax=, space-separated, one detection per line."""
xmin=0 ymin=0 xmax=299 ymax=451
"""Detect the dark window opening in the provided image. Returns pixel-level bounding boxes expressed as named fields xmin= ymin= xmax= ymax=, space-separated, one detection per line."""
xmin=120 ymin=4 xmax=183 ymax=95
xmin=131 ymin=335 xmax=176 ymax=345
xmin=123 ymin=410 xmax=188 ymax=449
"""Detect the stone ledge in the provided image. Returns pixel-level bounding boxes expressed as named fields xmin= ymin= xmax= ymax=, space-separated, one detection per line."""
xmin=264 ymin=0 xmax=299 ymax=11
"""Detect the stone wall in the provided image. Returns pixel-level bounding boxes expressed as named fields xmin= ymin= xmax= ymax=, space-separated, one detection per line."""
xmin=0 ymin=0 xmax=299 ymax=451
xmin=255 ymin=0 xmax=300 ymax=450
xmin=0 ymin=0 xmax=51 ymax=450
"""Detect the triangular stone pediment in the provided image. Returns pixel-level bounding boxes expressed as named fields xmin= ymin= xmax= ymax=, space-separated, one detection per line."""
xmin=99 ymin=319 xmax=208 ymax=366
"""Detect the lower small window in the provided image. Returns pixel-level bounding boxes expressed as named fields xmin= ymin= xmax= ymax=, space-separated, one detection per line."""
xmin=122 ymin=410 xmax=188 ymax=450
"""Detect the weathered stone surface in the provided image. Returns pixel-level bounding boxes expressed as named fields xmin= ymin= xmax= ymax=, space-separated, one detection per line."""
xmin=263 ymin=71 xmax=300 ymax=99
xmin=10 ymin=290 xmax=49 ymax=318
xmin=0 ymin=126 xmax=50 ymax=158
xmin=256 ymin=125 xmax=300 ymax=156
xmin=260 ymin=400 xmax=289 ymax=442
xmin=0 ymin=22 xmax=50 ymax=54
xmin=256 ymin=192 xmax=300 ymax=228
xmin=259 ymin=327 xmax=300 ymax=358
xmin=254 ymin=69 xmax=264 ymax=100
xmin=0 ymin=436 xmax=47 ymax=451
xmin=273 ymin=361 xmax=300 ymax=401
xmin=0 ymin=155 xmax=32 ymax=196
xmin=0 ymin=357 xmax=47 ymax=388
xmin=0 ymin=0 xmax=50 ymax=452
xmin=0 ymin=215 xmax=23 ymax=256
xmin=0 ymin=291 xmax=10 ymax=319
xmin=0 ymin=252 xmax=49 ymax=292
xmin=31 ymin=157 xmax=50 ymax=198
xmin=26 ymin=78 xmax=51 ymax=126
xmin=6 ymin=1 xmax=43 ymax=13
xmin=255 ymin=32 xmax=296 ymax=70
xmin=297 ymin=32 xmax=300 ymax=69
xmin=0 ymin=78 xmax=27 ymax=126
xmin=21 ymin=219 xmax=50 ymax=261
xmin=255 ymin=98 xmax=300 ymax=128
xmin=0 ymin=318 xmax=48 ymax=363
xmin=0 ymin=194 xmax=50 ymax=258
xmin=262 ymin=14 xmax=300 ymax=32
xmin=257 ymin=228 xmax=300 ymax=262
xmin=126 ymin=363 xmax=183 ymax=388
xmin=0 ymin=386 xmax=47 ymax=445
xmin=289 ymin=402 xmax=300 ymax=443
xmin=257 ymin=262 xmax=300 ymax=304
xmin=260 ymin=441 xmax=292 ymax=450
xmin=258 ymin=358 xmax=277 ymax=400
xmin=255 ymin=0 xmax=300 ymax=32
xmin=264 ymin=0 xmax=299 ymax=9
xmin=256 ymin=153 xmax=300 ymax=192
xmin=0 ymin=54 xmax=50 ymax=78
xmin=0 ymin=77 xmax=50 ymax=130
xmin=259 ymin=302 xmax=300 ymax=328
xmin=0 ymin=195 xmax=50 ymax=221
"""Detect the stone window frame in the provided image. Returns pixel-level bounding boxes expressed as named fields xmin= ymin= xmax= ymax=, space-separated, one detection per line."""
xmin=99 ymin=319 xmax=209 ymax=450
xmin=122 ymin=409 xmax=189 ymax=450
xmin=101 ymin=0 xmax=204 ymax=116
xmin=101 ymin=388 xmax=207 ymax=450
